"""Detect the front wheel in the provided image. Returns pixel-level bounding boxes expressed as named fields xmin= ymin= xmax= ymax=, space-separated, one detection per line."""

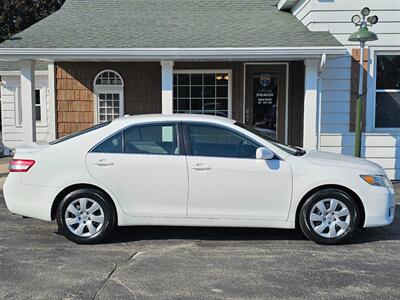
xmin=299 ymin=189 xmax=360 ymax=245
xmin=56 ymin=188 xmax=116 ymax=244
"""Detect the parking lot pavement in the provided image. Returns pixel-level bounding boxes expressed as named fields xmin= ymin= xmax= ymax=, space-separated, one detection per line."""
xmin=0 ymin=186 xmax=399 ymax=299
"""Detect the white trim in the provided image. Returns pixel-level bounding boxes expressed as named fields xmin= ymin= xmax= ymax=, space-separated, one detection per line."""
xmin=174 ymin=69 xmax=232 ymax=74
xmin=376 ymin=89 xmax=400 ymax=93
xmin=367 ymin=49 xmax=400 ymax=132
xmin=93 ymin=70 xmax=125 ymax=124
xmin=172 ymin=69 xmax=233 ymax=119
xmin=20 ymin=60 xmax=36 ymax=143
xmin=0 ymin=47 xmax=346 ymax=61
xmin=93 ymin=69 xmax=125 ymax=87
xmin=303 ymin=59 xmax=319 ymax=150
xmin=14 ymin=86 xmax=22 ymax=127
xmin=48 ymin=63 xmax=56 ymax=140
xmin=161 ymin=61 xmax=174 ymax=115
xmin=243 ymin=63 xmax=289 ymax=143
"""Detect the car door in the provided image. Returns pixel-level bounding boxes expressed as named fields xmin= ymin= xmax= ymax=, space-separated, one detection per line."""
xmin=86 ymin=122 xmax=188 ymax=218
xmin=184 ymin=122 xmax=292 ymax=221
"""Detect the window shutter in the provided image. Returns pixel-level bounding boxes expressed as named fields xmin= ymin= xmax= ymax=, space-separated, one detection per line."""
xmin=349 ymin=48 xmax=368 ymax=132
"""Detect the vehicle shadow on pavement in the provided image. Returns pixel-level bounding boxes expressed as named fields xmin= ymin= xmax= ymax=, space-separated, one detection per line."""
xmin=102 ymin=204 xmax=400 ymax=245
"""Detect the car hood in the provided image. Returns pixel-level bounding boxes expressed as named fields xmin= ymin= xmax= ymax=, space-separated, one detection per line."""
xmin=303 ymin=150 xmax=385 ymax=174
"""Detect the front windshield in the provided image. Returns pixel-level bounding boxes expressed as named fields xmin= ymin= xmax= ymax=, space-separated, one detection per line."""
xmin=235 ymin=122 xmax=306 ymax=156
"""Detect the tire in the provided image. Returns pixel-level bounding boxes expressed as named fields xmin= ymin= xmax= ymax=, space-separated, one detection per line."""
xmin=56 ymin=188 xmax=116 ymax=244
xmin=299 ymin=189 xmax=360 ymax=245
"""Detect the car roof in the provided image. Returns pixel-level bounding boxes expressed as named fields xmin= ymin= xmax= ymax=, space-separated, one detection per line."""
xmin=113 ymin=114 xmax=237 ymax=125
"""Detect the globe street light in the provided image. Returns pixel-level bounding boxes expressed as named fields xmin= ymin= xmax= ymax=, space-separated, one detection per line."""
xmin=348 ymin=7 xmax=378 ymax=157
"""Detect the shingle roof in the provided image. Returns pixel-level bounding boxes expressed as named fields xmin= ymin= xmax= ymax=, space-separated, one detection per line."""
xmin=0 ymin=0 xmax=341 ymax=48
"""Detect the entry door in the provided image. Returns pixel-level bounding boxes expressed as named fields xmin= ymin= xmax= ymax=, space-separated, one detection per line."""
xmin=86 ymin=122 xmax=188 ymax=218
xmin=185 ymin=123 xmax=292 ymax=221
xmin=245 ymin=65 xmax=287 ymax=143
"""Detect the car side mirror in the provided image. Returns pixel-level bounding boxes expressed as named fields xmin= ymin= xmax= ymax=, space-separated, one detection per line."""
xmin=256 ymin=147 xmax=274 ymax=160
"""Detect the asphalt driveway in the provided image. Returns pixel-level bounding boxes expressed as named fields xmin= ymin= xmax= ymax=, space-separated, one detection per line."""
xmin=0 ymin=185 xmax=399 ymax=299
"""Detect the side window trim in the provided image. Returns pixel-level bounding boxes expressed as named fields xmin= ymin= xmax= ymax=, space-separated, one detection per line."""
xmin=182 ymin=121 xmax=263 ymax=159
xmin=90 ymin=121 xmax=184 ymax=155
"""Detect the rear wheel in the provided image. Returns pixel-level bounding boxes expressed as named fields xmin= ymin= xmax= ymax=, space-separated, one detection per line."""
xmin=299 ymin=189 xmax=359 ymax=245
xmin=56 ymin=188 xmax=116 ymax=244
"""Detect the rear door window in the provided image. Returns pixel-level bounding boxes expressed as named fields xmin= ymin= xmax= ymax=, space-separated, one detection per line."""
xmin=92 ymin=132 xmax=123 ymax=153
xmin=123 ymin=123 xmax=179 ymax=155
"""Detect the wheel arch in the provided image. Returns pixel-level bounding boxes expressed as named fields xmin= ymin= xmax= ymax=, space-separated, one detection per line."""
xmin=51 ymin=183 xmax=118 ymax=222
xmin=295 ymin=184 xmax=365 ymax=229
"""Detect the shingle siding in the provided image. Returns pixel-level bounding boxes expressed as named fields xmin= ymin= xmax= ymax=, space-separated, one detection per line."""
xmin=55 ymin=62 xmax=162 ymax=137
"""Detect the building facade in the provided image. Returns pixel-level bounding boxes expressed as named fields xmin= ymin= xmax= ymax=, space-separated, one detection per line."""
xmin=0 ymin=0 xmax=399 ymax=178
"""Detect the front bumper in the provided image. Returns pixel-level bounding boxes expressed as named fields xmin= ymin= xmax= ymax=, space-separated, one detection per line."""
xmin=362 ymin=186 xmax=396 ymax=228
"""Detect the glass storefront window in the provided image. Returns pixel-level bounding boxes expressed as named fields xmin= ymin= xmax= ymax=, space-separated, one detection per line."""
xmin=173 ymin=72 xmax=230 ymax=117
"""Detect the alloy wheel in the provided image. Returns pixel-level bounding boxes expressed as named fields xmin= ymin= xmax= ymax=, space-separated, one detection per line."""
xmin=309 ymin=198 xmax=351 ymax=238
xmin=64 ymin=198 xmax=105 ymax=237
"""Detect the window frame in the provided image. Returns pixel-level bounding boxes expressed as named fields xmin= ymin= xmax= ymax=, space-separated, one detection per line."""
xmin=90 ymin=121 xmax=185 ymax=156
xmin=182 ymin=121 xmax=264 ymax=159
xmin=370 ymin=50 xmax=400 ymax=131
xmin=93 ymin=70 xmax=125 ymax=124
xmin=15 ymin=85 xmax=47 ymax=127
xmin=173 ymin=69 xmax=233 ymax=118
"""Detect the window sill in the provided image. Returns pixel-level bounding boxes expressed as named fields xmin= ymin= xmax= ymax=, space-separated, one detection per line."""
xmin=370 ymin=128 xmax=400 ymax=135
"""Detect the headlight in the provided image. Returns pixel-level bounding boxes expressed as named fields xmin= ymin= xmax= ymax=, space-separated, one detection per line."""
xmin=360 ymin=175 xmax=392 ymax=188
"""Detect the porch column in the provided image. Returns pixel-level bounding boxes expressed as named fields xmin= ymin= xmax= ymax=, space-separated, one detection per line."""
xmin=160 ymin=60 xmax=174 ymax=114
xmin=20 ymin=60 xmax=37 ymax=143
xmin=303 ymin=59 xmax=319 ymax=150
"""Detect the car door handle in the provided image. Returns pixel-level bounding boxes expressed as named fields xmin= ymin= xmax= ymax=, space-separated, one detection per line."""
xmin=93 ymin=159 xmax=114 ymax=166
xmin=191 ymin=163 xmax=211 ymax=171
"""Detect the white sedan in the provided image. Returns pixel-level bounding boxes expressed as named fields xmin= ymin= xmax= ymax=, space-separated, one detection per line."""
xmin=4 ymin=114 xmax=396 ymax=244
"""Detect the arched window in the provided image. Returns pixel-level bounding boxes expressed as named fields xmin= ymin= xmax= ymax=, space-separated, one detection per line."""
xmin=94 ymin=70 xmax=124 ymax=123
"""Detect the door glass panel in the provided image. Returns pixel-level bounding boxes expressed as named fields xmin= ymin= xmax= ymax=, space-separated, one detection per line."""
xmin=187 ymin=124 xmax=258 ymax=158
xmin=98 ymin=92 xmax=121 ymax=123
xmin=252 ymin=73 xmax=278 ymax=139
xmin=123 ymin=124 xmax=179 ymax=155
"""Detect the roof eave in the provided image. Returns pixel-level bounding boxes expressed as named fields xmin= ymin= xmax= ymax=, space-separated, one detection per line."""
xmin=0 ymin=70 xmax=48 ymax=76
xmin=0 ymin=47 xmax=347 ymax=61
xmin=277 ymin=0 xmax=299 ymax=11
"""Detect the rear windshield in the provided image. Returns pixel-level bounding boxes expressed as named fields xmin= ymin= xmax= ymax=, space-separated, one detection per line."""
xmin=49 ymin=121 xmax=111 ymax=145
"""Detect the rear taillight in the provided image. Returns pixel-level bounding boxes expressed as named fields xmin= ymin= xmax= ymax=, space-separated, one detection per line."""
xmin=9 ymin=159 xmax=35 ymax=172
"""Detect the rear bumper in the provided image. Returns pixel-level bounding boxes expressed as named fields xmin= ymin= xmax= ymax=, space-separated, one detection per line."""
xmin=3 ymin=174 xmax=58 ymax=222
xmin=362 ymin=186 xmax=396 ymax=228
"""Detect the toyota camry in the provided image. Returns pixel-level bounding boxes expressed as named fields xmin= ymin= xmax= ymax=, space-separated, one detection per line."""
xmin=4 ymin=114 xmax=396 ymax=244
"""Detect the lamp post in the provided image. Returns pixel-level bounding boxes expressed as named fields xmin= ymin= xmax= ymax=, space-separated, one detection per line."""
xmin=348 ymin=7 xmax=378 ymax=157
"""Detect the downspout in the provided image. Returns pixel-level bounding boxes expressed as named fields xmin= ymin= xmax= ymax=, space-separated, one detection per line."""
xmin=316 ymin=53 xmax=327 ymax=150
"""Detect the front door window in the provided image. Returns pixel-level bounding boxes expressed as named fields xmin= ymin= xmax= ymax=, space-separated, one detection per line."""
xmin=245 ymin=65 xmax=286 ymax=142
xmin=252 ymin=73 xmax=278 ymax=139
